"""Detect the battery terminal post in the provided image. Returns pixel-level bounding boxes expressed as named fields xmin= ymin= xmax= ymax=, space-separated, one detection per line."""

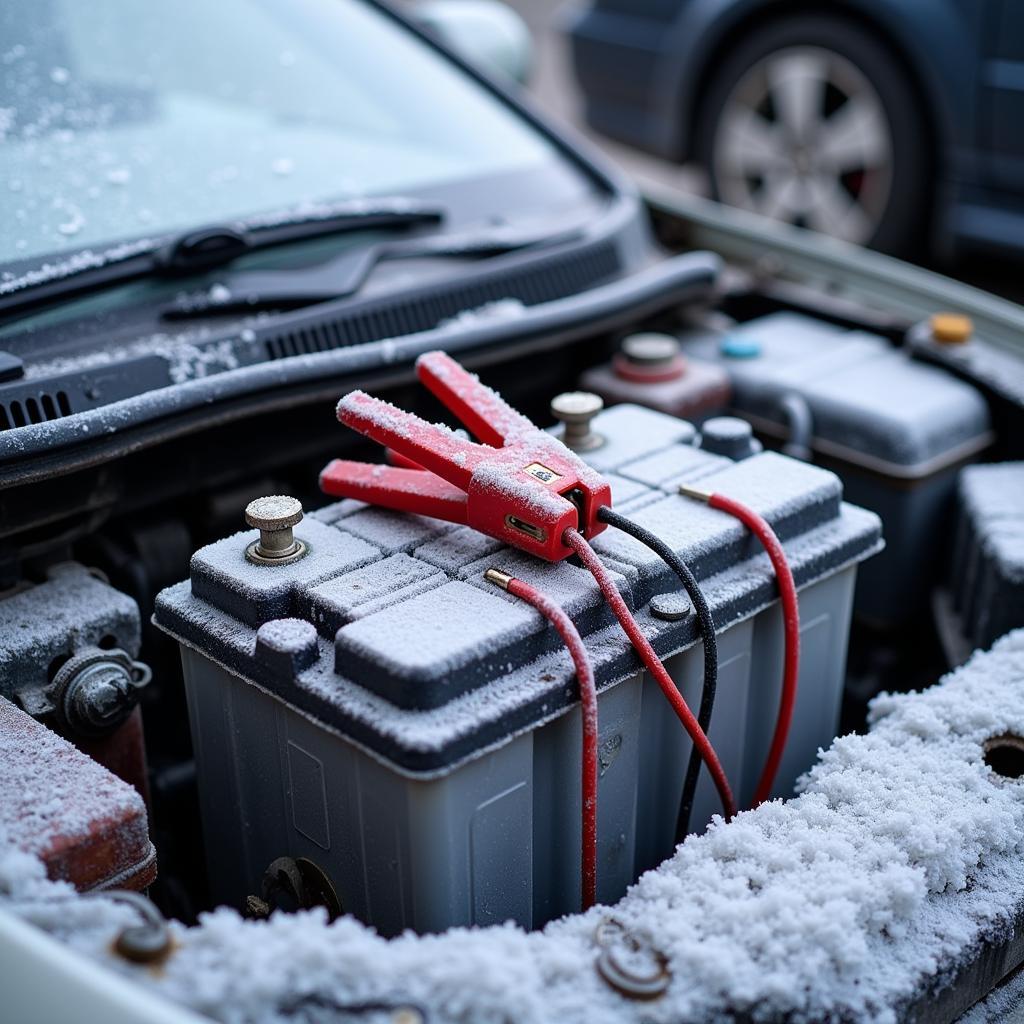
xmin=244 ymin=495 xmax=307 ymax=565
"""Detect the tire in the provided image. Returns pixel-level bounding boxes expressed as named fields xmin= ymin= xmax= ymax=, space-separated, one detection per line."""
xmin=693 ymin=14 xmax=929 ymax=254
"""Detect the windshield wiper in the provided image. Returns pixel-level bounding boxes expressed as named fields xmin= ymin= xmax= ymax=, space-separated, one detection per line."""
xmin=0 ymin=200 xmax=446 ymax=318
xmin=160 ymin=226 xmax=585 ymax=319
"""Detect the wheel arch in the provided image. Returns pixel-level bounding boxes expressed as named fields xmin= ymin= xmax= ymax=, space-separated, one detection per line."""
xmin=670 ymin=0 xmax=963 ymax=186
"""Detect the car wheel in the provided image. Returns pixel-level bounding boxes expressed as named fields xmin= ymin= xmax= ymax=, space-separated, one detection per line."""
xmin=694 ymin=15 xmax=929 ymax=253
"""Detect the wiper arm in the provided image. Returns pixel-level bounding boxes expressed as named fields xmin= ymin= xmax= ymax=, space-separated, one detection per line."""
xmin=0 ymin=199 xmax=446 ymax=318
xmin=161 ymin=226 xmax=584 ymax=319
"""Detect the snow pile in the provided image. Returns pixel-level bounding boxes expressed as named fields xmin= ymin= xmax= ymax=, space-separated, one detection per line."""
xmin=5 ymin=631 xmax=1024 ymax=1022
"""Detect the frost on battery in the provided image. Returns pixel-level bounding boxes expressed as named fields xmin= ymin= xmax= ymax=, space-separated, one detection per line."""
xmin=5 ymin=629 xmax=1024 ymax=1023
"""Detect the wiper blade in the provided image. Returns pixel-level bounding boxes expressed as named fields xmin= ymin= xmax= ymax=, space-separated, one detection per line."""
xmin=161 ymin=226 xmax=584 ymax=319
xmin=0 ymin=199 xmax=446 ymax=318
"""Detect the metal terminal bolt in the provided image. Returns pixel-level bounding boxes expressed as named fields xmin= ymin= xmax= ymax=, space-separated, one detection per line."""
xmin=551 ymin=391 xmax=604 ymax=452
xmin=91 ymin=890 xmax=173 ymax=966
xmin=52 ymin=648 xmax=152 ymax=738
xmin=594 ymin=918 xmax=671 ymax=1001
xmin=244 ymin=495 xmax=307 ymax=565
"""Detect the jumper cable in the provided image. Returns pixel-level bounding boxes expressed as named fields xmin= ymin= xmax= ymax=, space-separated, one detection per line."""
xmin=680 ymin=484 xmax=801 ymax=807
xmin=485 ymin=568 xmax=599 ymax=910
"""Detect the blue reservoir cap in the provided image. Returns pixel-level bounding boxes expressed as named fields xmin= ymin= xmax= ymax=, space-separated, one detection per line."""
xmin=720 ymin=334 xmax=761 ymax=359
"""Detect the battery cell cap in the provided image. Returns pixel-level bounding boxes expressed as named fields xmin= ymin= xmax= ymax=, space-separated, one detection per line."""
xmin=700 ymin=417 xmax=761 ymax=460
xmin=930 ymin=312 xmax=973 ymax=345
xmin=614 ymin=333 xmax=687 ymax=383
xmin=621 ymin=333 xmax=680 ymax=366
xmin=720 ymin=334 xmax=762 ymax=359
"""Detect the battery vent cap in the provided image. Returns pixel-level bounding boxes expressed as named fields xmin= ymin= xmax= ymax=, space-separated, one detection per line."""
xmin=699 ymin=417 xmax=761 ymax=460
xmin=930 ymin=312 xmax=973 ymax=345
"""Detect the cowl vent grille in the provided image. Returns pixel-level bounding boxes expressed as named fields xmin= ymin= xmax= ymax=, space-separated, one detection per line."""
xmin=0 ymin=390 xmax=72 ymax=431
xmin=264 ymin=238 xmax=621 ymax=361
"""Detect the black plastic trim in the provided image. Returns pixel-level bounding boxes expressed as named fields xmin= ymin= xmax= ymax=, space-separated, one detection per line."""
xmin=0 ymin=252 xmax=721 ymax=486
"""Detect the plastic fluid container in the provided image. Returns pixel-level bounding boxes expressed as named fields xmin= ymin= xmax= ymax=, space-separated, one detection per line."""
xmin=946 ymin=463 xmax=1024 ymax=653
xmin=682 ymin=312 xmax=993 ymax=628
xmin=580 ymin=332 xmax=731 ymax=422
xmin=155 ymin=404 xmax=880 ymax=936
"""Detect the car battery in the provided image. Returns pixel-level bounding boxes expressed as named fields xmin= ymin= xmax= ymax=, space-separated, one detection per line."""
xmin=679 ymin=312 xmax=993 ymax=627
xmin=0 ymin=695 xmax=156 ymax=892
xmin=945 ymin=462 xmax=1024 ymax=653
xmin=155 ymin=403 xmax=881 ymax=936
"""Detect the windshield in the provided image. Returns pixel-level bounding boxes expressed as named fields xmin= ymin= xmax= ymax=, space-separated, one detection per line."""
xmin=0 ymin=0 xmax=565 ymax=271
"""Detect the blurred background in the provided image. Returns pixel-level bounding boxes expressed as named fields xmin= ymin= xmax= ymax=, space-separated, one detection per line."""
xmin=416 ymin=0 xmax=1024 ymax=301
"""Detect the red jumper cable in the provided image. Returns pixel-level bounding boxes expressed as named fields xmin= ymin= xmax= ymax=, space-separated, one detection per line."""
xmin=320 ymin=350 xmax=735 ymax=820
xmin=565 ymin=528 xmax=735 ymax=821
xmin=680 ymin=483 xmax=801 ymax=807
xmin=485 ymin=567 xmax=598 ymax=910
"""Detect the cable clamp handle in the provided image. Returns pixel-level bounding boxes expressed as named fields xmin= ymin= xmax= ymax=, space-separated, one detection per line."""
xmin=321 ymin=351 xmax=612 ymax=561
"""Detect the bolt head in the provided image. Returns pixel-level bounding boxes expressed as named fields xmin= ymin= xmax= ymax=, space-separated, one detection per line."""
xmin=81 ymin=676 xmax=124 ymax=718
xmin=114 ymin=923 xmax=173 ymax=964
xmin=550 ymin=391 xmax=603 ymax=424
xmin=245 ymin=495 xmax=303 ymax=531
xmin=66 ymin=662 xmax=134 ymax=733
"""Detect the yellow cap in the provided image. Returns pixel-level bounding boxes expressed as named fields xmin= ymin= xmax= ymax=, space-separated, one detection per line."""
xmin=930 ymin=312 xmax=973 ymax=344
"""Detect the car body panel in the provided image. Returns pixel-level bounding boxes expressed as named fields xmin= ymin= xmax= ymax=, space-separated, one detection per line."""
xmin=566 ymin=0 xmax=1024 ymax=254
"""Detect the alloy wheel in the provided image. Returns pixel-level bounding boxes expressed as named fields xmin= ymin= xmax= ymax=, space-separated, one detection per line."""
xmin=711 ymin=46 xmax=893 ymax=244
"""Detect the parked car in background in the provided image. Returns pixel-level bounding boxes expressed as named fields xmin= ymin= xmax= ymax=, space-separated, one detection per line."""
xmin=566 ymin=0 xmax=1024 ymax=258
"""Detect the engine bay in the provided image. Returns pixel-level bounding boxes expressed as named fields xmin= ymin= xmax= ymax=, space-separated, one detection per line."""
xmin=3 ymin=202 xmax=1024 ymax=1022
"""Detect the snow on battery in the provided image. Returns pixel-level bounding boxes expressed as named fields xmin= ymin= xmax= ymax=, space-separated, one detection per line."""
xmin=155 ymin=380 xmax=881 ymax=934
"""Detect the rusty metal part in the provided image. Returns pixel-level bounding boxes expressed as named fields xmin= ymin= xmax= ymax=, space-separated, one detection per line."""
xmin=594 ymin=918 xmax=671 ymax=1001
xmin=95 ymin=890 xmax=174 ymax=965
xmin=1 ymin=696 xmax=156 ymax=892
xmin=245 ymin=894 xmax=272 ymax=919
xmin=51 ymin=647 xmax=151 ymax=739
xmin=74 ymin=706 xmax=152 ymax=807
xmin=245 ymin=856 xmax=343 ymax=921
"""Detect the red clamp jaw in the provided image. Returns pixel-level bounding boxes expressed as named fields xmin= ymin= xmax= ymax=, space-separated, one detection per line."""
xmin=320 ymin=351 xmax=612 ymax=561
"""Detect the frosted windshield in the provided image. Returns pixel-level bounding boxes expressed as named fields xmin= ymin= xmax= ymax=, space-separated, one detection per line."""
xmin=0 ymin=0 xmax=559 ymax=269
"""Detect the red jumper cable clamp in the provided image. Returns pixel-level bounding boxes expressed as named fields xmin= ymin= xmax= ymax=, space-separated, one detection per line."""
xmin=320 ymin=351 xmax=612 ymax=560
